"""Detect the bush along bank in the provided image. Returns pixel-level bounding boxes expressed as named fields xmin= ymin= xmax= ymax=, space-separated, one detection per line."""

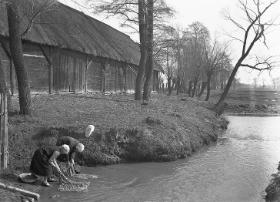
xmin=265 ymin=163 xmax=280 ymax=202
xmin=7 ymin=94 xmax=228 ymax=170
xmin=31 ymin=118 xmax=228 ymax=167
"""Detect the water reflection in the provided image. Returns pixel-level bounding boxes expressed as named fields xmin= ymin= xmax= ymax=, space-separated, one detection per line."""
xmin=40 ymin=116 xmax=280 ymax=202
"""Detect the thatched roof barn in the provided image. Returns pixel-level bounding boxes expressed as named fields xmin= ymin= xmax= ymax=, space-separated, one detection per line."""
xmin=0 ymin=1 xmax=162 ymax=94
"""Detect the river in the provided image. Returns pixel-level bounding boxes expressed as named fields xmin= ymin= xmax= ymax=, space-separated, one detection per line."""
xmin=39 ymin=116 xmax=280 ymax=202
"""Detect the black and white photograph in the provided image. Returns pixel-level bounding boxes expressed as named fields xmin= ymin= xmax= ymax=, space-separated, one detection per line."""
xmin=0 ymin=0 xmax=280 ymax=201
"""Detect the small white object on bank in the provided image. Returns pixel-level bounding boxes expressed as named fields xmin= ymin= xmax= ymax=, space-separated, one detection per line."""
xmin=85 ymin=125 xmax=95 ymax=137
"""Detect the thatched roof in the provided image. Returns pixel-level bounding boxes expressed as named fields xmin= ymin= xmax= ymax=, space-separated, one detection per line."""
xmin=0 ymin=1 xmax=141 ymax=66
xmin=0 ymin=1 xmax=164 ymax=72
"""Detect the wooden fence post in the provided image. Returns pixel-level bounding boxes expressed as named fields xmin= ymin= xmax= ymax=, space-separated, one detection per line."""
xmin=1 ymin=93 xmax=8 ymax=169
xmin=0 ymin=60 xmax=8 ymax=171
xmin=0 ymin=93 xmax=2 ymax=171
xmin=0 ymin=88 xmax=8 ymax=170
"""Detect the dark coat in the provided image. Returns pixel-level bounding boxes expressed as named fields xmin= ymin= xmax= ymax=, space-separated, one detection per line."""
xmin=56 ymin=136 xmax=80 ymax=162
xmin=30 ymin=146 xmax=59 ymax=177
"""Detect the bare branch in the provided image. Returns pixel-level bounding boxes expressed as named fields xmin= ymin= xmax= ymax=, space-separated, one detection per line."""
xmin=240 ymin=56 xmax=275 ymax=71
xmin=21 ymin=0 xmax=57 ymax=36
xmin=225 ymin=13 xmax=246 ymax=31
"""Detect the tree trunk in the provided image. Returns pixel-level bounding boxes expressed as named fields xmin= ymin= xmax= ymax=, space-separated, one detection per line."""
xmin=221 ymin=82 xmax=224 ymax=90
xmin=176 ymin=46 xmax=182 ymax=95
xmin=7 ymin=2 xmax=31 ymax=115
xmin=0 ymin=61 xmax=7 ymax=97
xmin=205 ymin=73 xmax=212 ymax=101
xmin=188 ymin=80 xmax=193 ymax=97
xmin=176 ymin=77 xmax=180 ymax=95
xmin=198 ymin=81 xmax=207 ymax=97
xmin=0 ymin=60 xmax=9 ymax=169
xmin=167 ymin=77 xmax=172 ymax=96
xmin=9 ymin=60 xmax=14 ymax=96
xmin=134 ymin=0 xmax=147 ymax=100
xmin=214 ymin=64 xmax=239 ymax=114
xmin=142 ymin=0 xmax=153 ymax=101
xmin=191 ymin=79 xmax=198 ymax=98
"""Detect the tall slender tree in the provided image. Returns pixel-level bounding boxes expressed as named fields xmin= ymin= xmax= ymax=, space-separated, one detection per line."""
xmin=93 ymin=0 xmax=173 ymax=100
xmin=135 ymin=0 xmax=147 ymax=100
xmin=7 ymin=0 xmax=31 ymax=115
xmin=142 ymin=0 xmax=154 ymax=101
xmin=5 ymin=0 xmax=56 ymax=115
xmin=203 ymin=41 xmax=231 ymax=101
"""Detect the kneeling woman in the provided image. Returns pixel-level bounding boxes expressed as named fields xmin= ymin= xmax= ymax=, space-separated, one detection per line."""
xmin=30 ymin=145 xmax=70 ymax=186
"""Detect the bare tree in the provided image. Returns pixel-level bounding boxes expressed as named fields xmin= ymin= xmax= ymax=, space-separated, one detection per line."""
xmin=135 ymin=0 xmax=147 ymax=100
xmin=93 ymin=0 xmax=173 ymax=100
xmin=202 ymin=41 xmax=231 ymax=101
xmin=7 ymin=0 xmax=31 ymax=115
xmin=153 ymin=25 xmax=181 ymax=96
xmin=5 ymin=0 xmax=56 ymax=115
xmin=142 ymin=0 xmax=153 ymax=101
xmin=214 ymin=0 xmax=278 ymax=114
xmin=181 ymin=22 xmax=210 ymax=97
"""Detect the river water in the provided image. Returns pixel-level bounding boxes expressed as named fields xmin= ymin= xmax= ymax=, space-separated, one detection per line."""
xmin=40 ymin=116 xmax=280 ymax=202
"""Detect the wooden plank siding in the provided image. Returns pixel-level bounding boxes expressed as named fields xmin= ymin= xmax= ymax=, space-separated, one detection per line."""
xmin=0 ymin=39 xmax=160 ymax=95
xmin=87 ymin=61 xmax=103 ymax=92
xmin=126 ymin=65 xmax=137 ymax=92
xmin=52 ymin=49 xmax=87 ymax=93
xmin=24 ymin=56 xmax=48 ymax=91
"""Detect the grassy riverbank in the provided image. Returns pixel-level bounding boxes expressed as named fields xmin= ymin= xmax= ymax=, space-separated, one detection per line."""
xmin=8 ymin=93 xmax=227 ymax=171
xmin=0 ymin=93 xmax=227 ymax=201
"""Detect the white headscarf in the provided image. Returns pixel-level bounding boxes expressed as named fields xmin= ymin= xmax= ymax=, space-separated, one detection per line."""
xmin=76 ymin=143 xmax=85 ymax=152
xmin=61 ymin=144 xmax=70 ymax=154
xmin=85 ymin=125 xmax=95 ymax=137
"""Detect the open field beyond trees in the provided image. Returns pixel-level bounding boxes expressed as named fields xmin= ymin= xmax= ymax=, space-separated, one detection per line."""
xmin=209 ymin=87 xmax=280 ymax=114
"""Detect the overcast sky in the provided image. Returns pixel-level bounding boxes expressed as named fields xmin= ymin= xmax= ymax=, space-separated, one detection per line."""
xmin=60 ymin=0 xmax=280 ymax=85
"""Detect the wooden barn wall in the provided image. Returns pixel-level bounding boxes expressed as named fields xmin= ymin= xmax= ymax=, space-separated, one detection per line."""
xmin=1 ymin=40 xmax=161 ymax=94
xmin=104 ymin=62 xmax=125 ymax=92
xmin=52 ymin=49 xmax=86 ymax=92
xmin=0 ymin=46 xmax=10 ymax=86
xmin=116 ymin=64 xmax=125 ymax=92
xmin=126 ymin=65 xmax=136 ymax=91
xmin=0 ymin=42 xmax=13 ymax=92
xmin=24 ymin=56 xmax=48 ymax=91
xmin=104 ymin=63 xmax=114 ymax=91
xmin=87 ymin=61 xmax=103 ymax=92
xmin=23 ymin=43 xmax=49 ymax=91
xmin=0 ymin=42 xmax=49 ymax=93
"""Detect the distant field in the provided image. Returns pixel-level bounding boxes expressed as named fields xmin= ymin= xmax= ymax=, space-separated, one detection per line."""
xmin=209 ymin=88 xmax=280 ymax=114
xmin=211 ymin=88 xmax=280 ymax=105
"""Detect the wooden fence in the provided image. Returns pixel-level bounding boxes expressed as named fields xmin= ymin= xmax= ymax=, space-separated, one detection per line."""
xmin=0 ymin=59 xmax=8 ymax=171
xmin=0 ymin=91 xmax=8 ymax=170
